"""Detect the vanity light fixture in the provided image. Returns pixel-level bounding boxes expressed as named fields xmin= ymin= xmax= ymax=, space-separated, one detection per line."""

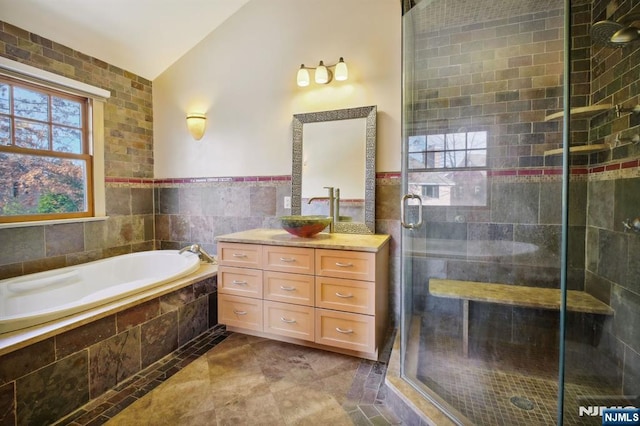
xmin=186 ymin=113 xmax=207 ymax=141
xmin=296 ymin=57 xmax=348 ymax=87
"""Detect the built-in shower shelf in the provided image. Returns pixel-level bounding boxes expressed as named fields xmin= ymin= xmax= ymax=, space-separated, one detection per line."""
xmin=544 ymin=104 xmax=613 ymax=121
xmin=543 ymin=143 xmax=610 ymax=156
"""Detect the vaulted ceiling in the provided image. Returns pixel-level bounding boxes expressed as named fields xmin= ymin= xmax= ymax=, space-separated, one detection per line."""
xmin=0 ymin=0 xmax=250 ymax=80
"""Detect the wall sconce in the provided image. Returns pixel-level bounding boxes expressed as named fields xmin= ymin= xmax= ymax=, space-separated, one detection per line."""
xmin=186 ymin=113 xmax=207 ymax=140
xmin=296 ymin=57 xmax=348 ymax=87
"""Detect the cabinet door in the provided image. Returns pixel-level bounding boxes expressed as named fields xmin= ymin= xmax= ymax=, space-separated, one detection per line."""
xmin=219 ymin=266 xmax=263 ymax=298
xmin=263 ymin=246 xmax=314 ymax=275
xmin=315 ymin=276 xmax=375 ymax=315
xmin=218 ymin=242 xmax=262 ymax=268
xmin=263 ymin=271 xmax=314 ymax=306
xmin=263 ymin=300 xmax=314 ymax=342
xmin=315 ymin=309 xmax=375 ymax=353
xmin=315 ymin=249 xmax=375 ymax=281
xmin=218 ymin=294 xmax=263 ymax=331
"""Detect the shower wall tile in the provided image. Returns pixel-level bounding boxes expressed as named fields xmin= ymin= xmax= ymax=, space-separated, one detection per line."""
xmin=626 ymin=235 xmax=640 ymax=296
xmin=513 ymin=224 xmax=561 ymax=268
xmin=597 ymin=229 xmax=628 ymax=287
xmin=611 ymin=285 xmax=640 ymax=355
xmin=0 ymin=382 xmax=15 ymax=426
xmin=614 ymin=177 xmax=640 ymax=233
xmin=491 ymin=182 xmax=540 ymax=224
xmin=88 ymin=327 xmax=141 ymax=398
xmin=587 ymin=179 xmax=615 ymax=229
xmin=45 ymin=223 xmax=85 ymax=257
xmin=16 ymin=351 xmax=89 ymax=426
xmin=584 ymin=271 xmax=612 ymax=305
xmin=468 ymin=223 xmax=513 ymax=241
xmin=623 ymin=346 xmax=640 ymax=397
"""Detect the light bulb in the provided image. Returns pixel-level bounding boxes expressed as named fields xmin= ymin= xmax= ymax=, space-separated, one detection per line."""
xmin=296 ymin=65 xmax=310 ymax=87
xmin=335 ymin=57 xmax=348 ymax=81
xmin=315 ymin=61 xmax=329 ymax=84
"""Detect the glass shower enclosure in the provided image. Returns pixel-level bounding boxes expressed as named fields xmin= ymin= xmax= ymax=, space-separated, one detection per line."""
xmin=400 ymin=0 xmax=640 ymax=424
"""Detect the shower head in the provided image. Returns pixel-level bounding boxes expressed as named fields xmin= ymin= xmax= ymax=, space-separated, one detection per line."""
xmin=590 ymin=20 xmax=626 ymax=47
xmin=611 ymin=25 xmax=640 ymax=43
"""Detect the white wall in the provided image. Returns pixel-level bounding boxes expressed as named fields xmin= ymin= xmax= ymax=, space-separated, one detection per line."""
xmin=153 ymin=0 xmax=401 ymax=178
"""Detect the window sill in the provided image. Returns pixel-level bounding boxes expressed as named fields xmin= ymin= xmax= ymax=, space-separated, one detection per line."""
xmin=0 ymin=216 xmax=109 ymax=229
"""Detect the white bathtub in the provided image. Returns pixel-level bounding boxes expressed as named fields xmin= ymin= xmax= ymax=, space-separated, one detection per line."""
xmin=0 ymin=250 xmax=201 ymax=334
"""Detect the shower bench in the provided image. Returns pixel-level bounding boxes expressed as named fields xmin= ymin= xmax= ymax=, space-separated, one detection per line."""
xmin=429 ymin=279 xmax=614 ymax=357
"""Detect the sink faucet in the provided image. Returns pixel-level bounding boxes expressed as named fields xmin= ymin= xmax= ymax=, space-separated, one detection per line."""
xmin=179 ymin=244 xmax=216 ymax=263
xmin=307 ymin=186 xmax=337 ymax=232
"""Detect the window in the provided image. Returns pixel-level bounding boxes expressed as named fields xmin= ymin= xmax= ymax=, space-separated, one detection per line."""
xmin=0 ymin=76 xmax=92 ymax=223
xmin=408 ymin=131 xmax=488 ymax=207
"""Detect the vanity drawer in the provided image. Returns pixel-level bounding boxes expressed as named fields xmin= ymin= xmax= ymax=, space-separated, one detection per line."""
xmin=263 ymin=301 xmax=314 ymax=342
xmin=263 ymin=246 xmax=315 ymax=275
xmin=219 ymin=266 xmax=263 ymax=298
xmin=218 ymin=242 xmax=263 ymax=268
xmin=263 ymin=271 xmax=314 ymax=306
xmin=315 ymin=249 xmax=375 ymax=281
xmin=315 ymin=309 xmax=375 ymax=353
xmin=218 ymin=294 xmax=263 ymax=332
xmin=315 ymin=276 xmax=374 ymax=315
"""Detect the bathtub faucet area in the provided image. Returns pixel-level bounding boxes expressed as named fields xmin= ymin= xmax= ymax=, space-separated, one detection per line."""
xmin=179 ymin=244 xmax=216 ymax=263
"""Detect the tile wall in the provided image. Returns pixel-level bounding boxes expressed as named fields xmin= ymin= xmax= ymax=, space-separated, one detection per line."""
xmin=0 ymin=21 xmax=155 ymax=280
xmin=584 ymin=0 xmax=640 ymax=398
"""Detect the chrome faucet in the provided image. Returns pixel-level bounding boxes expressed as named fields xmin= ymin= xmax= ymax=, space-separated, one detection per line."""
xmin=179 ymin=244 xmax=216 ymax=263
xmin=307 ymin=186 xmax=338 ymax=232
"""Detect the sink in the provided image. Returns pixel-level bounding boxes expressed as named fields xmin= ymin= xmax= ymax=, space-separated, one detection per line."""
xmin=279 ymin=215 xmax=332 ymax=238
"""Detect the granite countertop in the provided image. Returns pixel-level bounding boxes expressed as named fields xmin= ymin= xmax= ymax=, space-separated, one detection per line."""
xmin=215 ymin=228 xmax=390 ymax=253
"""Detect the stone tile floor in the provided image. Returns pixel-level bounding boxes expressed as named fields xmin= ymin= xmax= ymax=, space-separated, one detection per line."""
xmin=56 ymin=325 xmax=402 ymax=425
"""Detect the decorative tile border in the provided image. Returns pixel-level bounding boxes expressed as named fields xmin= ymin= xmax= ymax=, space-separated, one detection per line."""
xmin=104 ymin=157 xmax=638 ymax=188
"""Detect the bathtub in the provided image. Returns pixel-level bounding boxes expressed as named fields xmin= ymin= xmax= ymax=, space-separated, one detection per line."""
xmin=0 ymin=250 xmax=201 ymax=334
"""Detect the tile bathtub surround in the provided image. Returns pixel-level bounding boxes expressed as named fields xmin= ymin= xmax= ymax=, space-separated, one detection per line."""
xmin=0 ymin=274 xmax=217 ymax=426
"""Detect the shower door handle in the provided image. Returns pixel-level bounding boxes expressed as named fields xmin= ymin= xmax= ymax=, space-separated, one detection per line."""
xmin=401 ymin=194 xmax=423 ymax=229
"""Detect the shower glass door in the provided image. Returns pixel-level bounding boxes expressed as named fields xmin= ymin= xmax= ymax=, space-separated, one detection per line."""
xmin=401 ymin=0 xmax=638 ymax=424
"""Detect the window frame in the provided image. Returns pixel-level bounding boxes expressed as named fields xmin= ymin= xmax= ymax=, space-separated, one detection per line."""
xmin=0 ymin=56 xmax=110 ymax=228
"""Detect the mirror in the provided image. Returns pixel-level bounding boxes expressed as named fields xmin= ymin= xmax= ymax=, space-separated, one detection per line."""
xmin=291 ymin=105 xmax=376 ymax=234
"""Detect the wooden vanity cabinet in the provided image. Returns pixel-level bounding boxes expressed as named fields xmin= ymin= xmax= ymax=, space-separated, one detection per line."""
xmin=217 ymin=236 xmax=389 ymax=361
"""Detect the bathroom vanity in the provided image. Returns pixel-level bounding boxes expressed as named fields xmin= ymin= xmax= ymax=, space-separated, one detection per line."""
xmin=216 ymin=229 xmax=390 ymax=360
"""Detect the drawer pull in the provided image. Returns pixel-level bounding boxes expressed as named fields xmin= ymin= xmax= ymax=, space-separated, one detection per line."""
xmin=280 ymin=317 xmax=297 ymax=324
xmin=232 ymin=280 xmax=248 ymax=285
xmin=232 ymin=253 xmax=248 ymax=258
xmin=233 ymin=310 xmax=248 ymax=315
xmin=336 ymin=327 xmax=354 ymax=334
xmin=280 ymin=285 xmax=296 ymax=291
xmin=335 ymin=292 xmax=353 ymax=298
xmin=335 ymin=262 xmax=353 ymax=268
xmin=279 ymin=257 xmax=296 ymax=263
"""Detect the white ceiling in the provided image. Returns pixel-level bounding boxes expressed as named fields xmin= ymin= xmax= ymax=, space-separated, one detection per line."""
xmin=0 ymin=0 xmax=250 ymax=80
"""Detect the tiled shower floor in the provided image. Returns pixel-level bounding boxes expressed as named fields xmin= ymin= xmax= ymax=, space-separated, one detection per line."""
xmin=411 ymin=317 xmax=627 ymax=426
